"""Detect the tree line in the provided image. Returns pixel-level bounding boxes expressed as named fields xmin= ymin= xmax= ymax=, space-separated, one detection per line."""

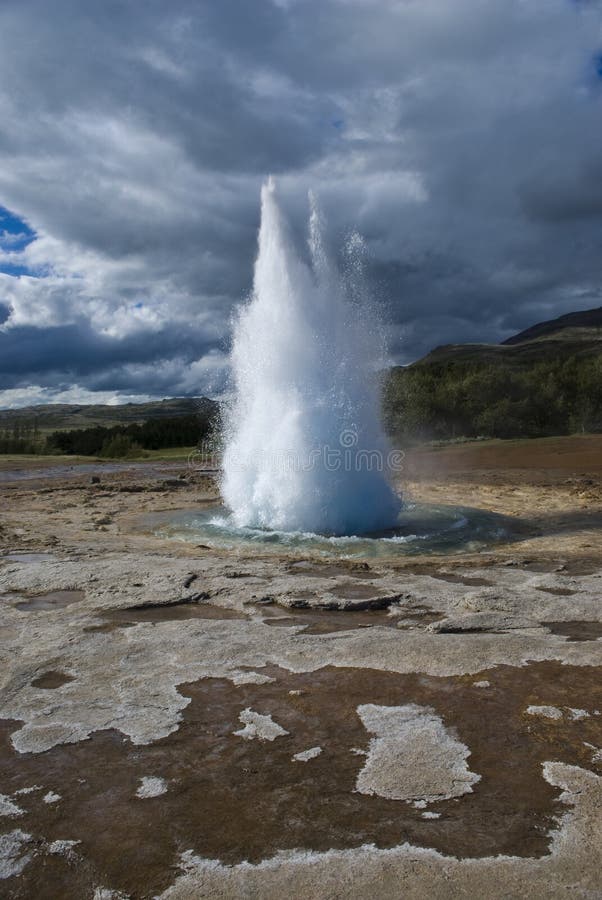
xmin=48 ymin=413 xmax=215 ymax=457
xmin=383 ymin=352 xmax=602 ymax=441
xmin=0 ymin=412 xmax=216 ymax=457
xmin=0 ymin=420 xmax=42 ymax=454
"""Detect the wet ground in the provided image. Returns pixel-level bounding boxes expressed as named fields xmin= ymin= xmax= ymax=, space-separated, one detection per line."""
xmin=0 ymin=437 xmax=601 ymax=898
xmin=543 ymin=620 xmax=602 ymax=642
xmin=1 ymin=661 xmax=601 ymax=899
xmin=12 ymin=590 xmax=85 ymax=612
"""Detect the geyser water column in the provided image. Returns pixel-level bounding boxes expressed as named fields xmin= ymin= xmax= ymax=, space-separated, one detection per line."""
xmin=221 ymin=178 xmax=402 ymax=536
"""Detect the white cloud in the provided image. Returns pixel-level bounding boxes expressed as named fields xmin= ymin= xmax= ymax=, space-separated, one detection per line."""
xmin=0 ymin=385 xmax=155 ymax=409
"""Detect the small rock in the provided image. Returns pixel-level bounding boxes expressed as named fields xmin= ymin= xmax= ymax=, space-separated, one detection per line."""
xmin=0 ymin=829 xmax=32 ymax=879
xmin=568 ymin=708 xmax=590 ymax=721
xmin=47 ymin=839 xmax=80 ymax=856
xmin=14 ymin=786 xmax=41 ymax=796
xmin=136 ymin=777 xmax=168 ymax=799
xmin=292 ymin=746 xmax=322 ymax=762
xmin=245 ymin=596 xmax=275 ymax=606
xmin=93 ymin=888 xmax=130 ymax=900
xmin=234 ymin=709 xmax=289 ymax=742
xmin=427 ymin=612 xmax=534 ymax=634
xmin=525 ymin=705 xmax=563 ymax=720
xmin=0 ymin=795 xmax=23 ymax=818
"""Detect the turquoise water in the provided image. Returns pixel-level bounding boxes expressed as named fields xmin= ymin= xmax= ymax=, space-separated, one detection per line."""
xmin=155 ymin=502 xmax=517 ymax=558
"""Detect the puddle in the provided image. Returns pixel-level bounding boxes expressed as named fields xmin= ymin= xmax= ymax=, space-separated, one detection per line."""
xmin=103 ymin=601 xmax=248 ymax=625
xmin=395 ymin=607 xmax=446 ymax=629
xmin=278 ymin=583 xmax=400 ymax=611
xmin=430 ymin=573 xmax=492 ymax=587
xmin=1 ymin=661 xmax=600 ymax=899
xmin=537 ymin=587 xmax=577 ymax=597
xmin=31 ymin=671 xmax=75 ymax=689
xmin=260 ymin=606 xmax=400 ymax=634
xmin=543 ymin=621 xmax=602 ymax=642
xmin=2 ymin=553 xmax=57 ymax=564
xmin=14 ymin=590 xmax=84 ymax=611
xmin=259 ymin=604 xmax=444 ymax=635
xmin=287 ymin=561 xmax=378 ymax=580
xmin=328 ymin=583 xmax=390 ymax=601
xmin=83 ymin=621 xmax=138 ymax=634
xmin=520 ymin=558 xmax=601 ymax=576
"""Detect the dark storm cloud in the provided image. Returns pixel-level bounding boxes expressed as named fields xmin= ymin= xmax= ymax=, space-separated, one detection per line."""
xmin=0 ymin=0 xmax=602 ymax=406
xmin=0 ymin=322 xmax=219 ymax=381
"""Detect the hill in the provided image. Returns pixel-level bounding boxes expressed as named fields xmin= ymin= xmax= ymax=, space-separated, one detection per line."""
xmin=384 ymin=306 xmax=602 ymax=441
xmin=0 ymin=397 xmax=219 ymax=432
xmin=413 ymin=306 xmax=602 ymax=369
xmin=0 ymin=396 xmax=221 ymax=456
xmin=502 ymin=306 xmax=602 ymax=345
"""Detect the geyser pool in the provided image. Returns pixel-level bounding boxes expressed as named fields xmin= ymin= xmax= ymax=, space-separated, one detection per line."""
xmin=221 ymin=178 xmax=401 ymax=536
xmin=154 ymin=503 xmax=515 ymax=559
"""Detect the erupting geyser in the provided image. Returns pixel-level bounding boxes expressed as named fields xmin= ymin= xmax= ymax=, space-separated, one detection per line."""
xmin=222 ymin=178 xmax=402 ymax=536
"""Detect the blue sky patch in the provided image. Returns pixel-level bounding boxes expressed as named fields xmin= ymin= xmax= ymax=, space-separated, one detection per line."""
xmin=0 ymin=203 xmax=41 ymax=277
xmin=0 ymin=205 xmax=35 ymax=252
xmin=0 ymin=262 xmax=36 ymax=277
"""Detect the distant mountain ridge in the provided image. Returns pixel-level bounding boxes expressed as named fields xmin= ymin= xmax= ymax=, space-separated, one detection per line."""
xmin=0 ymin=397 xmax=219 ymax=431
xmin=384 ymin=305 xmax=602 ymax=440
xmin=502 ymin=306 xmax=602 ymax=345
xmin=414 ymin=305 xmax=602 ymax=368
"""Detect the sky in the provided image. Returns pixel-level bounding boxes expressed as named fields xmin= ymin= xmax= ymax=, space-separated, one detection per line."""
xmin=1 ymin=0 xmax=602 ymax=408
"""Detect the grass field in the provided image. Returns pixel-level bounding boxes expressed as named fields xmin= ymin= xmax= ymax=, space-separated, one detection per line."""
xmin=129 ymin=446 xmax=198 ymax=461
xmin=0 ymin=446 xmax=199 ymax=470
xmin=2 ymin=435 xmax=602 ymax=475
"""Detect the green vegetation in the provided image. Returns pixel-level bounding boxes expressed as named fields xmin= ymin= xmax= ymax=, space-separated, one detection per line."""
xmin=383 ymin=351 xmax=602 ymax=442
xmin=0 ymin=396 xmax=218 ymax=433
xmin=0 ymin=420 xmax=45 ymax=454
xmin=127 ymin=445 xmax=199 ymax=461
xmin=47 ymin=413 xmax=216 ymax=458
xmin=0 ymin=398 xmax=220 ymax=458
xmin=383 ymin=306 xmax=602 ymax=442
